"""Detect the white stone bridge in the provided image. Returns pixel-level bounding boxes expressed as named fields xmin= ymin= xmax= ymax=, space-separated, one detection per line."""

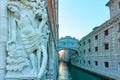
xmin=58 ymin=36 xmax=79 ymax=52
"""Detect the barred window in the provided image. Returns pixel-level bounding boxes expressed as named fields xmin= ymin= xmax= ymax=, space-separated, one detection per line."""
xmin=88 ymin=60 xmax=90 ymax=64
xmin=104 ymin=62 xmax=109 ymax=68
xmin=95 ymin=61 xmax=98 ymax=66
xmin=104 ymin=43 xmax=109 ymax=50
xmin=95 ymin=47 xmax=98 ymax=51
xmin=104 ymin=29 xmax=109 ymax=36
xmin=95 ymin=35 xmax=98 ymax=40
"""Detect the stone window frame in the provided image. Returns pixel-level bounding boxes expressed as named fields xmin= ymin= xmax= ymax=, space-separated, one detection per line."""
xmin=88 ymin=60 xmax=91 ymax=65
xmin=104 ymin=62 xmax=109 ymax=68
xmin=118 ymin=2 xmax=120 ymax=9
xmin=83 ymin=42 xmax=86 ymax=45
xmin=104 ymin=43 xmax=109 ymax=50
xmin=95 ymin=35 xmax=98 ymax=40
xmin=104 ymin=29 xmax=109 ymax=36
xmin=84 ymin=49 xmax=86 ymax=54
xmin=88 ymin=39 xmax=91 ymax=43
xmin=95 ymin=46 xmax=98 ymax=52
xmin=83 ymin=60 xmax=85 ymax=64
xmin=88 ymin=48 xmax=91 ymax=52
xmin=95 ymin=61 xmax=98 ymax=66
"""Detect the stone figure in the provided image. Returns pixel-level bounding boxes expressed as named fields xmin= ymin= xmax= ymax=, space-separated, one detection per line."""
xmin=6 ymin=0 xmax=49 ymax=79
xmin=35 ymin=8 xmax=50 ymax=79
xmin=8 ymin=2 xmax=38 ymax=76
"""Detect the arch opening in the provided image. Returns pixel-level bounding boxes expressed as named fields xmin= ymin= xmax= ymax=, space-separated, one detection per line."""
xmin=58 ymin=48 xmax=78 ymax=63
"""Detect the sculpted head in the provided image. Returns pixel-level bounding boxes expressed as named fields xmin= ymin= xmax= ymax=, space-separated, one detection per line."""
xmin=8 ymin=2 xmax=20 ymax=12
xmin=8 ymin=2 xmax=20 ymax=19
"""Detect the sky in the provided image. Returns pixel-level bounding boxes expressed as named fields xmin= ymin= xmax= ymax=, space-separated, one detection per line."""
xmin=59 ymin=0 xmax=110 ymax=40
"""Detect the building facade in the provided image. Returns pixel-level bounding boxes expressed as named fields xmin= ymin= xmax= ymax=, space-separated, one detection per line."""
xmin=71 ymin=0 xmax=120 ymax=79
xmin=0 ymin=0 xmax=58 ymax=80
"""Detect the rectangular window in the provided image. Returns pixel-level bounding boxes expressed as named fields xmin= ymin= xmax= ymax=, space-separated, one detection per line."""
xmin=88 ymin=60 xmax=90 ymax=64
xmin=104 ymin=29 xmax=109 ymax=36
xmin=104 ymin=62 xmax=109 ymax=68
xmin=95 ymin=35 xmax=98 ymax=40
xmin=88 ymin=39 xmax=91 ymax=43
xmin=88 ymin=48 xmax=91 ymax=52
xmin=119 ymin=2 xmax=120 ymax=8
xmin=95 ymin=47 xmax=98 ymax=51
xmin=84 ymin=50 xmax=85 ymax=54
xmin=84 ymin=42 xmax=85 ymax=45
xmin=104 ymin=43 xmax=109 ymax=50
xmin=95 ymin=61 xmax=98 ymax=66
xmin=118 ymin=23 xmax=120 ymax=32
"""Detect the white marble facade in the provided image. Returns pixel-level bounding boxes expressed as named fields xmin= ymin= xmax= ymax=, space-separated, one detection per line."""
xmin=0 ymin=0 xmax=58 ymax=80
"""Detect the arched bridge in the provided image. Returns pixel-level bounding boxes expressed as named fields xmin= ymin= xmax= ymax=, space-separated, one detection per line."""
xmin=58 ymin=36 xmax=79 ymax=52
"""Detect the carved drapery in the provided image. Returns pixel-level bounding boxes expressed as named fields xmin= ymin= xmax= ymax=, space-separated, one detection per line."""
xmin=6 ymin=0 xmax=50 ymax=79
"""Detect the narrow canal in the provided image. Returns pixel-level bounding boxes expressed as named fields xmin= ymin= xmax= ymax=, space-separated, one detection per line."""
xmin=58 ymin=61 xmax=109 ymax=80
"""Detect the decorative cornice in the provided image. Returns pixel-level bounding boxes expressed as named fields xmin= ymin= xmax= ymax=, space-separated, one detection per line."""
xmin=59 ymin=36 xmax=79 ymax=41
xmin=106 ymin=0 xmax=117 ymax=6
xmin=99 ymin=13 xmax=120 ymax=31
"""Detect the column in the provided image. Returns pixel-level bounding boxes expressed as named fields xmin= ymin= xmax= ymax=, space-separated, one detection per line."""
xmin=0 ymin=0 xmax=8 ymax=79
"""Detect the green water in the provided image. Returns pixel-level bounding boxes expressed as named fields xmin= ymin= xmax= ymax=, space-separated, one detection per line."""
xmin=58 ymin=61 xmax=110 ymax=80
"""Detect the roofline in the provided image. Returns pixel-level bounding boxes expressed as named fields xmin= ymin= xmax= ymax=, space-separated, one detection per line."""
xmin=106 ymin=0 xmax=117 ymax=6
xmin=106 ymin=0 xmax=111 ymax=6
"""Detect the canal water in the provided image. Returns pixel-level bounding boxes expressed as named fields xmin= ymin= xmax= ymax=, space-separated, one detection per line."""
xmin=58 ymin=61 xmax=108 ymax=80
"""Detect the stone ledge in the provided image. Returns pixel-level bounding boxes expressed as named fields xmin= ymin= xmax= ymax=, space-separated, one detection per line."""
xmin=5 ymin=72 xmax=37 ymax=80
xmin=72 ymin=63 xmax=118 ymax=80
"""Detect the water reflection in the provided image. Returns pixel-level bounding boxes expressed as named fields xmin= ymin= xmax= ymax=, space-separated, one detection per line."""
xmin=58 ymin=61 xmax=106 ymax=80
xmin=58 ymin=62 xmax=72 ymax=80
